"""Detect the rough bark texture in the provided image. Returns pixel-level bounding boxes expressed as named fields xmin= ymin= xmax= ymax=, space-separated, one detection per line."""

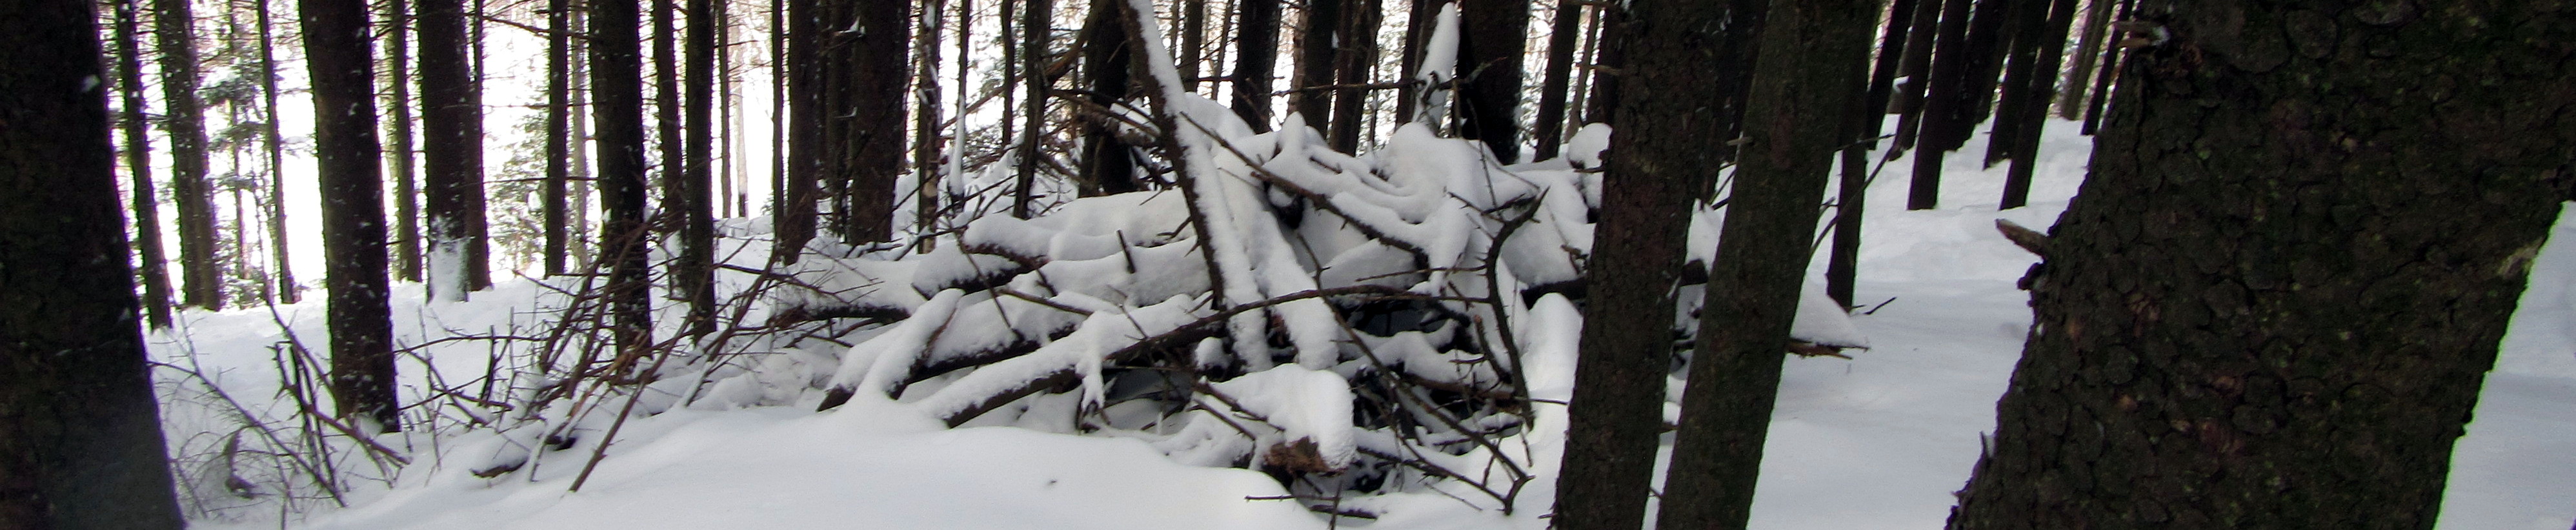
xmin=113 ymin=0 xmax=177 ymax=329
xmin=1656 ymin=0 xmax=1876 ymax=527
xmin=0 ymin=1 xmax=190 ymax=526
xmin=1454 ymin=0 xmax=1525 ymax=163
xmin=300 ymin=0 xmax=401 ymax=431
xmin=155 ymin=0 xmax=225 ymax=311
xmin=590 ymin=0 xmax=652 ymax=359
xmin=420 ymin=0 xmax=490 ymax=300
xmin=1946 ymin=1 xmax=2576 ymax=527
xmin=1547 ymin=0 xmax=1709 ymax=526
xmin=1230 ymin=0 xmax=1279 ymax=132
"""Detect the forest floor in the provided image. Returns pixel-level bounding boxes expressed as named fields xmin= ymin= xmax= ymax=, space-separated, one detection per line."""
xmin=166 ymin=122 xmax=2576 ymax=529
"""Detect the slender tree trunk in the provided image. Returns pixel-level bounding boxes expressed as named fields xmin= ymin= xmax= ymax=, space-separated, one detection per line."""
xmin=1827 ymin=0 xmax=1923 ymax=307
xmin=2051 ymin=0 xmax=2107 ymax=119
xmin=1454 ymin=0 xmax=1525 ymax=163
xmin=1902 ymin=0 xmax=1973 ymax=210
xmin=1886 ymin=0 xmax=1941 ymax=153
xmin=1229 ymin=0 xmax=1277 ymax=132
xmin=1292 ymin=0 xmax=1344 ymax=132
xmin=679 ymin=0 xmax=716 ymax=336
xmin=254 ymin=0 xmax=299 ymax=303
xmin=1327 ymin=0 xmax=1380 ymax=152
xmin=570 ymin=10 xmax=595 ymax=269
xmin=421 ymin=0 xmax=487 ymax=301
xmin=1656 ymin=0 xmax=1876 ymax=527
xmin=0 ymin=1 xmax=190 ymax=524
xmin=775 ymin=0 xmax=815 ymax=262
xmin=1393 ymin=0 xmax=1431 ymax=124
xmin=1012 ymin=0 xmax=1054 ymax=216
xmin=1948 ymin=1 xmax=2576 ymax=527
xmin=654 ymin=0 xmax=681 ymax=226
xmin=1547 ymin=0 xmax=1706 ymax=526
xmin=1995 ymin=0 xmax=2078 ymax=209
xmin=1699 ymin=0 xmax=1767 ymax=185
xmin=1529 ymin=0 xmax=1580 ymax=160
xmin=2076 ymin=0 xmax=2131 ymax=135
xmin=544 ymin=0 xmax=570 ymax=276
xmin=113 ymin=0 xmax=178 ymax=329
xmin=916 ymin=0 xmax=950 ymax=224
xmin=1078 ymin=0 xmax=1138 ymax=196
xmin=156 ymin=0 xmax=225 ymax=311
xmin=299 ymin=0 xmax=400 ymax=432
xmin=592 ymin=0 xmax=652 ymax=360
xmin=1182 ymin=0 xmax=1204 ymax=92
xmin=1582 ymin=1 xmax=1623 ymax=125
xmin=385 ymin=0 xmax=423 ymax=281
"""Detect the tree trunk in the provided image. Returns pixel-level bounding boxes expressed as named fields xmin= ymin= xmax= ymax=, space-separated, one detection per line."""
xmin=1229 ymin=0 xmax=1279 ymax=132
xmin=2051 ymin=0 xmax=2108 ymax=120
xmin=1182 ymin=0 xmax=1204 ymax=92
xmin=1995 ymin=0 xmax=2078 ymax=210
xmin=774 ymin=0 xmax=818 ymax=263
xmin=1393 ymin=0 xmax=1432 ymax=124
xmin=1078 ymin=0 xmax=1139 ymax=196
xmin=544 ymin=0 xmax=571 ymax=276
xmin=254 ymin=0 xmax=300 ymax=304
xmin=1581 ymin=2 xmax=1624 ymax=125
xmin=1291 ymin=0 xmax=1344 ymax=132
xmin=421 ymin=0 xmax=488 ymax=301
xmin=112 ymin=0 xmax=177 ymax=329
xmin=1547 ymin=0 xmax=1711 ymax=526
xmin=679 ymin=0 xmax=717 ymax=336
xmin=155 ymin=0 xmax=225 ymax=311
xmin=1454 ymin=0 xmax=1525 ymax=163
xmin=0 ymin=1 xmax=190 ymax=525
xmin=1529 ymin=0 xmax=1581 ymax=160
xmin=1657 ymin=0 xmax=1875 ymax=528
xmin=841 ymin=0 xmax=907 ymax=242
xmin=1884 ymin=0 xmax=1940 ymax=153
xmin=383 ymin=0 xmax=423 ymax=283
xmin=654 ymin=0 xmax=681 ymax=232
xmin=591 ymin=0 xmax=653 ymax=361
xmin=1946 ymin=1 xmax=2576 ymax=527
xmin=1012 ymin=0 xmax=1053 ymax=216
xmin=916 ymin=0 xmax=950 ymax=223
xmin=1327 ymin=0 xmax=1381 ymax=152
xmin=299 ymin=0 xmax=401 ymax=432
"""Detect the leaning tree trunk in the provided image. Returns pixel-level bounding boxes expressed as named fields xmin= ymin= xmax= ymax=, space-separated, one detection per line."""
xmin=1655 ymin=0 xmax=1877 ymax=527
xmin=299 ymin=0 xmax=401 ymax=432
xmin=1547 ymin=0 xmax=1713 ymax=527
xmin=155 ymin=0 xmax=225 ymax=311
xmin=0 ymin=1 xmax=190 ymax=525
xmin=420 ymin=0 xmax=488 ymax=301
xmin=1946 ymin=2 xmax=2576 ymax=528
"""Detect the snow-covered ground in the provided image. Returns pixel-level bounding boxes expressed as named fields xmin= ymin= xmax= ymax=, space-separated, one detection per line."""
xmin=159 ymin=121 xmax=2576 ymax=529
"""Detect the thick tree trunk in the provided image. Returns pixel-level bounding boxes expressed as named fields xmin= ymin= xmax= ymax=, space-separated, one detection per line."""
xmin=155 ymin=0 xmax=225 ymax=311
xmin=679 ymin=0 xmax=716 ymax=336
xmin=773 ymin=0 xmax=819 ymax=263
xmin=300 ymin=0 xmax=401 ymax=432
xmin=1078 ymin=0 xmax=1139 ymax=196
xmin=1946 ymin=1 xmax=2576 ymax=527
xmin=591 ymin=0 xmax=652 ymax=360
xmin=385 ymin=0 xmax=423 ymax=282
xmin=841 ymin=0 xmax=906 ymax=242
xmin=1655 ymin=0 xmax=1877 ymax=527
xmin=0 ymin=1 xmax=190 ymax=526
xmin=421 ymin=0 xmax=488 ymax=301
xmin=1454 ymin=0 xmax=1524 ymax=163
xmin=1547 ymin=0 xmax=1709 ymax=526
xmin=1229 ymin=0 xmax=1278 ymax=132
xmin=112 ymin=0 xmax=177 ymax=329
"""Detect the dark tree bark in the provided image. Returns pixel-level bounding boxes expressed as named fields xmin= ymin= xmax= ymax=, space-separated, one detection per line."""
xmin=916 ymin=0 xmax=949 ymax=221
xmin=654 ymin=0 xmax=681 ymax=230
xmin=154 ymin=0 xmax=225 ymax=311
xmin=1994 ymin=0 xmax=2078 ymax=210
xmin=1946 ymin=1 xmax=2576 ymax=527
xmin=2052 ymin=0 xmax=2109 ymax=120
xmin=385 ymin=0 xmax=423 ymax=282
xmin=1529 ymin=0 xmax=1581 ymax=160
xmin=840 ymin=0 xmax=906 ymax=242
xmin=255 ymin=0 xmax=300 ymax=304
xmin=1182 ymin=0 xmax=1205 ymax=92
xmin=1291 ymin=0 xmax=1344 ymax=132
xmin=591 ymin=0 xmax=652 ymax=359
xmin=1012 ymin=0 xmax=1053 ymax=216
xmin=1453 ymin=0 xmax=1525 ymax=163
xmin=1393 ymin=0 xmax=1433 ymax=124
xmin=1700 ymin=0 xmax=1768 ymax=188
xmin=773 ymin=0 xmax=818 ymax=263
xmin=300 ymin=0 xmax=401 ymax=432
xmin=544 ymin=0 xmax=571 ymax=276
xmin=1827 ymin=0 xmax=1924 ymax=307
xmin=0 ymin=1 xmax=190 ymax=526
xmin=1581 ymin=2 xmax=1624 ymax=125
xmin=1885 ymin=0 xmax=1942 ymax=152
xmin=1078 ymin=0 xmax=1139 ymax=196
xmin=421 ymin=0 xmax=489 ymax=300
xmin=1327 ymin=0 xmax=1381 ymax=152
xmin=112 ymin=0 xmax=177 ymax=329
xmin=1656 ymin=0 xmax=1877 ymax=527
xmin=679 ymin=0 xmax=717 ymax=336
xmin=2077 ymin=0 xmax=2133 ymax=135
xmin=1904 ymin=0 xmax=2015 ymax=210
xmin=1229 ymin=0 xmax=1278 ymax=132
xmin=1547 ymin=0 xmax=1710 ymax=526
